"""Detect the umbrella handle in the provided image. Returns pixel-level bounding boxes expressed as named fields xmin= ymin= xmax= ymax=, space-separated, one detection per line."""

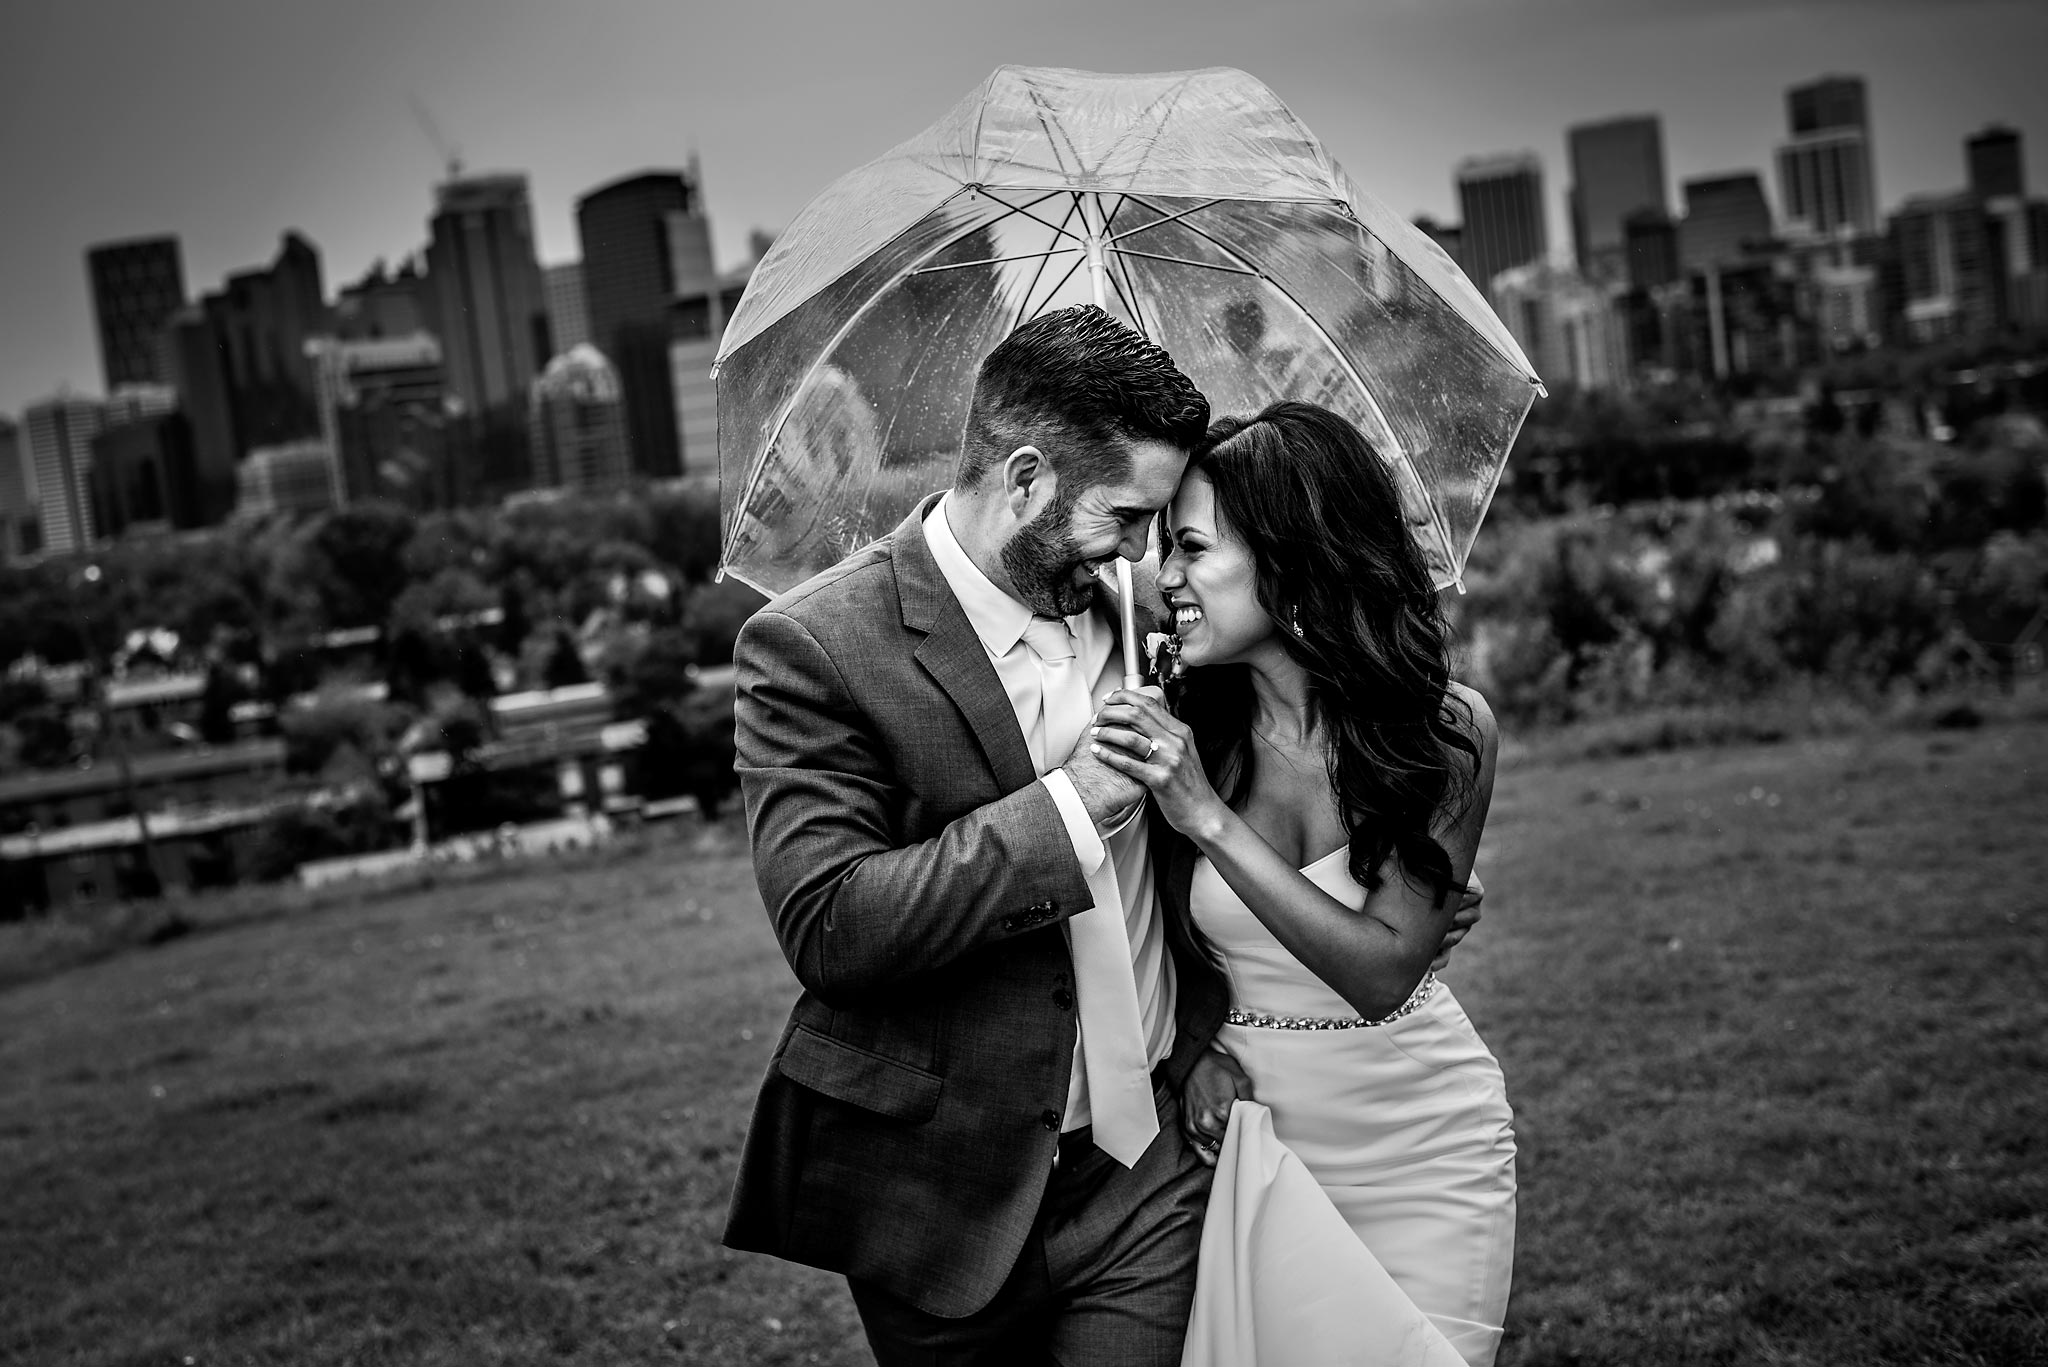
xmin=1117 ymin=559 xmax=1143 ymax=690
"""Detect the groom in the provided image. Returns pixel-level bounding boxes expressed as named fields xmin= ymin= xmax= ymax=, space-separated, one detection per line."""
xmin=724 ymin=305 xmax=1227 ymax=1364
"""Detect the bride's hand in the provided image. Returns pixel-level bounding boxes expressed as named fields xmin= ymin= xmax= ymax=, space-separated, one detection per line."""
xmin=1089 ymin=690 xmax=1228 ymax=841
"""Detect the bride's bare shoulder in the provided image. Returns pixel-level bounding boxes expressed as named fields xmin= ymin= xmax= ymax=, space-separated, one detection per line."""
xmin=1444 ymin=682 xmax=1499 ymax=772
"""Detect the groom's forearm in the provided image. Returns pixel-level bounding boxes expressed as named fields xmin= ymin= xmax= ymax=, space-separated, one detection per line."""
xmin=736 ymin=609 xmax=1093 ymax=1005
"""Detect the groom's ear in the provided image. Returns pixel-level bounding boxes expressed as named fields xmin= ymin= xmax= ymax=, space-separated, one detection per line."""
xmin=1000 ymin=445 xmax=1055 ymax=520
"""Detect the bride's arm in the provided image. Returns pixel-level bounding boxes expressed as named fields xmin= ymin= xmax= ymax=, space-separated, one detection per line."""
xmin=1094 ymin=687 xmax=1498 ymax=1022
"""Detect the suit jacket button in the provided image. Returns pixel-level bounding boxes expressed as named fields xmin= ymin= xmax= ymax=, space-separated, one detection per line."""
xmin=1041 ymin=1109 xmax=1061 ymax=1130
xmin=1052 ymin=987 xmax=1073 ymax=1010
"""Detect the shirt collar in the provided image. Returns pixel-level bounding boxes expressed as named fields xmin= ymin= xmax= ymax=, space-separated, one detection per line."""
xmin=923 ymin=493 xmax=1035 ymax=657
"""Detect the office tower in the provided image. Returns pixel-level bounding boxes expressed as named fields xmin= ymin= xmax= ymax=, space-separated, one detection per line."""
xmin=161 ymin=306 xmax=240 ymax=526
xmin=1623 ymin=209 xmax=1680 ymax=290
xmin=671 ymin=264 xmax=753 ymax=479
xmin=1455 ymin=153 xmax=1547 ymax=304
xmin=90 ymin=414 xmax=200 ymax=537
xmin=1967 ymin=126 xmax=2024 ymax=202
xmin=577 ymin=169 xmax=710 ymax=478
xmin=0 ymin=419 xmax=33 ymax=559
xmin=25 ymin=395 xmax=104 ymax=554
xmin=1568 ymin=116 xmax=1667 ymax=280
xmin=306 ymin=332 xmax=455 ymax=508
xmin=1680 ymin=174 xmax=1774 ymax=274
xmin=236 ymin=440 xmax=341 ymax=517
xmin=1893 ymin=192 xmax=2001 ymax=341
xmin=102 ymin=382 xmax=177 ymax=430
xmin=86 ymin=236 xmax=187 ymax=387
xmin=529 ymin=345 xmax=630 ymax=490
xmin=202 ymin=231 xmax=329 ymax=453
xmin=1787 ymin=76 xmax=1867 ymax=137
xmin=425 ymin=174 xmax=548 ymax=413
xmin=1492 ymin=263 xmax=1626 ymax=391
xmin=334 ymin=258 xmax=430 ymax=340
xmin=543 ymin=262 xmax=590 ymax=354
xmin=1777 ymin=75 xmax=1876 ymax=238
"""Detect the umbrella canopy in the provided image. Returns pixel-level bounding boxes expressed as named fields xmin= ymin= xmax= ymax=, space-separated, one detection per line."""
xmin=716 ymin=65 xmax=1543 ymax=598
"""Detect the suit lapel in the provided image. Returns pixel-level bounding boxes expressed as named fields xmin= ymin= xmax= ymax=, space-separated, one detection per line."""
xmin=893 ymin=497 xmax=1038 ymax=795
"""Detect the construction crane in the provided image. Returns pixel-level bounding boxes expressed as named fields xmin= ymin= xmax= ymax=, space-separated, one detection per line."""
xmin=407 ymin=93 xmax=463 ymax=183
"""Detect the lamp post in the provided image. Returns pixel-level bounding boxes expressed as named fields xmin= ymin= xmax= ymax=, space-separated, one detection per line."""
xmin=68 ymin=564 xmax=166 ymax=897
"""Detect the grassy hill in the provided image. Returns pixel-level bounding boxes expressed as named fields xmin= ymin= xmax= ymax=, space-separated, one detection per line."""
xmin=3 ymin=717 xmax=2044 ymax=1365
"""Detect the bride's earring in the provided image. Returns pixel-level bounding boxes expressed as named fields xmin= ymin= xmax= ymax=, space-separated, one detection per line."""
xmin=1288 ymin=608 xmax=1306 ymax=641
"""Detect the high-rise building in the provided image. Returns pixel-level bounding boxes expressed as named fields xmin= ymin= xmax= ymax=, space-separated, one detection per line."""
xmin=1966 ymin=125 xmax=2025 ymax=202
xmin=671 ymin=265 xmax=753 ymax=479
xmin=1788 ymin=76 xmax=1868 ymax=137
xmin=1894 ymin=191 xmax=2001 ymax=342
xmin=25 ymin=395 xmax=105 ymax=555
xmin=1623 ymin=209 xmax=1681 ymax=290
xmin=236 ymin=439 xmax=341 ymax=518
xmin=334 ymin=258 xmax=430 ymax=340
xmin=306 ymin=332 xmax=455 ymax=508
xmin=0 ymin=419 xmax=34 ymax=560
xmin=1493 ymin=263 xmax=1627 ymax=391
xmin=1680 ymin=174 xmax=1774 ymax=274
xmin=202 ymin=231 xmax=329 ymax=454
xmin=90 ymin=414 xmax=202 ymax=538
xmin=1455 ymin=153 xmax=1547 ymax=305
xmin=577 ymin=169 xmax=713 ymax=478
xmin=86 ymin=236 xmax=187 ymax=388
xmin=161 ymin=306 xmax=240 ymax=526
xmin=1776 ymin=75 xmax=1877 ymax=239
xmin=543 ymin=262 xmax=590 ymax=354
xmin=1567 ymin=116 xmax=1667 ymax=280
xmin=529 ymin=345 xmax=630 ymax=491
xmin=425 ymin=174 xmax=548 ymax=414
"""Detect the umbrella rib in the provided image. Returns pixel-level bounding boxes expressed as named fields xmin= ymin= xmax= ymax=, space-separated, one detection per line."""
xmin=1118 ymin=193 xmax=1458 ymax=572
xmin=1106 ymin=219 xmax=1156 ymax=338
xmin=1013 ymin=194 xmax=1084 ymax=331
xmin=980 ymin=189 xmax=1091 ymax=245
xmin=1104 ymin=198 xmax=1225 ymax=245
xmin=1107 ymin=246 xmax=1261 ymax=276
xmin=1029 ymin=247 xmax=1089 ymax=321
xmin=913 ymin=246 xmax=1082 ymax=275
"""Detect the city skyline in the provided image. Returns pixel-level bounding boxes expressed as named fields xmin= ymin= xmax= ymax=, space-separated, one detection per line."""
xmin=3 ymin=0 xmax=2046 ymax=418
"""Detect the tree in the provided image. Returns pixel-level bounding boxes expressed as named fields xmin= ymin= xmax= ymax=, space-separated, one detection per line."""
xmin=542 ymin=629 xmax=589 ymax=689
xmin=295 ymin=503 xmax=419 ymax=630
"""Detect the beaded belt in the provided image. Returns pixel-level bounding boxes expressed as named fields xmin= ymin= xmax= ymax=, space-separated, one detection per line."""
xmin=1226 ymin=972 xmax=1437 ymax=1030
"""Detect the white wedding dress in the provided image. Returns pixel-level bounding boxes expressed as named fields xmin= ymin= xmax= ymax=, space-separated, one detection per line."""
xmin=1181 ymin=849 xmax=1517 ymax=1367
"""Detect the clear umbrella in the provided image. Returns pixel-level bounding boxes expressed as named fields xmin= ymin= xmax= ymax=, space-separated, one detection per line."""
xmin=715 ymin=65 xmax=1543 ymax=616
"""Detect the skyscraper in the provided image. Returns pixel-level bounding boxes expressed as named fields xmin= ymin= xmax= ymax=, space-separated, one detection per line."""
xmin=425 ymin=174 xmax=548 ymax=414
xmin=1455 ymin=153 xmax=1547 ymax=304
xmin=1777 ymin=75 xmax=1877 ymax=238
xmin=1893 ymin=192 xmax=2000 ymax=341
xmin=1680 ymin=174 xmax=1774 ymax=274
xmin=1967 ymin=125 xmax=2025 ymax=202
xmin=204 ymin=231 xmax=329 ymax=454
xmin=25 ymin=395 xmax=105 ymax=555
xmin=1567 ymin=116 xmax=1666 ymax=280
xmin=307 ymin=332 xmax=457 ymax=509
xmin=577 ymin=169 xmax=713 ymax=479
xmin=86 ymin=236 xmax=187 ymax=388
xmin=529 ymin=344 xmax=630 ymax=491
xmin=162 ymin=306 xmax=240 ymax=526
xmin=0 ymin=419 xmax=34 ymax=560
xmin=1787 ymin=76 xmax=1868 ymax=136
xmin=543 ymin=262 xmax=591 ymax=355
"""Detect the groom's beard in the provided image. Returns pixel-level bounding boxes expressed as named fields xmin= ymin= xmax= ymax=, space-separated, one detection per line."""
xmin=1002 ymin=490 xmax=1101 ymax=618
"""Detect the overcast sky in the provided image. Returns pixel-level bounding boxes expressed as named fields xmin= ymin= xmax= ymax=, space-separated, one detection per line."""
xmin=4 ymin=0 xmax=2044 ymax=419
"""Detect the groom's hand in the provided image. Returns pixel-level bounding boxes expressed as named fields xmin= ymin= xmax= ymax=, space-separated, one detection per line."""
xmin=1061 ymin=736 xmax=1145 ymax=827
xmin=1430 ymin=871 xmax=1485 ymax=972
xmin=1181 ymin=1046 xmax=1254 ymax=1168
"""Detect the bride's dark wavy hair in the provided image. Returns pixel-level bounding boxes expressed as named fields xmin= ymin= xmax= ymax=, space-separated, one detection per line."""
xmin=1170 ymin=401 xmax=1479 ymax=902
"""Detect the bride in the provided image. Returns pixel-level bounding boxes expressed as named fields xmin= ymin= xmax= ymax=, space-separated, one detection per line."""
xmin=1090 ymin=401 xmax=1516 ymax=1366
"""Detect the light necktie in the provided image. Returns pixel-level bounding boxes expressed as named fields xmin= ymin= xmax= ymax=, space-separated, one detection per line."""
xmin=1021 ymin=615 xmax=1159 ymax=1167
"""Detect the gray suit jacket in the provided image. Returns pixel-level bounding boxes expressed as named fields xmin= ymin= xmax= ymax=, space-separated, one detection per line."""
xmin=722 ymin=496 xmax=1227 ymax=1317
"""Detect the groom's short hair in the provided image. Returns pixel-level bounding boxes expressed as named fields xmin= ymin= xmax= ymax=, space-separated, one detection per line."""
xmin=957 ymin=305 xmax=1208 ymax=492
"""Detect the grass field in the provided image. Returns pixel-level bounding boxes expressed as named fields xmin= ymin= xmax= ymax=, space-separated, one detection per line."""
xmin=4 ymin=716 xmax=2045 ymax=1366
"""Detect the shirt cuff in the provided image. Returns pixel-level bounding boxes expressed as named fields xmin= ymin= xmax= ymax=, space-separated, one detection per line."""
xmin=1041 ymin=770 xmax=1107 ymax=877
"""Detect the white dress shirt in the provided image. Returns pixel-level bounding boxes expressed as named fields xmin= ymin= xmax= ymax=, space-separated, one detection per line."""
xmin=924 ymin=497 xmax=1177 ymax=1130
